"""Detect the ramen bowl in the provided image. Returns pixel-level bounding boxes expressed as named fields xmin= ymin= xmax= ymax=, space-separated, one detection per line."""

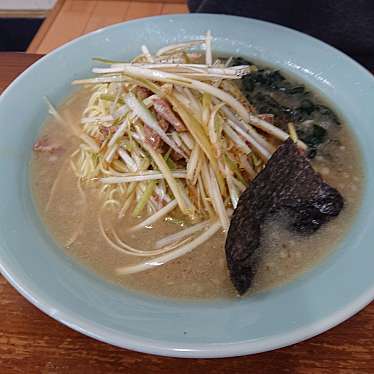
xmin=0 ymin=14 xmax=373 ymax=357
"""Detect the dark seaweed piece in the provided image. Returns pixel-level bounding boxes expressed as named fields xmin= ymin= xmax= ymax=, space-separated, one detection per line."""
xmin=288 ymin=100 xmax=317 ymax=122
xmin=316 ymin=104 xmax=341 ymax=125
xmin=232 ymin=59 xmax=341 ymax=157
xmin=299 ymin=99 xmax=315 ymax=115
xmin=250 ymin=92 xmax=291 ymax=126
xmin=242 ymin=75 xmax=255 ymax=93
xmin=256 ymin=70 xmax=284 ymax=89
xmin=306 ymin=124 xmax=327 ymax=146
xmin=288 ymin=107 xmax=307 ymax=123
xmin=225 ymin=139 xmax=343 ymax=295
xmin=284 ymin=86 xmax=305 ymax=95
xmin=297 ymin=123 xmax=328 ymax=158
xmin=241 ymin=69 xmax=287 ymax=94
xmin=231 ymin=57 xmax=253 ymax=67
xmin=252 ymin=92 xmax=282 ymax=115
xmin=266 ymin=70 xmax=286 ymax=89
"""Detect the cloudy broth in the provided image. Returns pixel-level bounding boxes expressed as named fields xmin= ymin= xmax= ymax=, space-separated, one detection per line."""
xmin=31 ymin=68 xmax=363 ymax=299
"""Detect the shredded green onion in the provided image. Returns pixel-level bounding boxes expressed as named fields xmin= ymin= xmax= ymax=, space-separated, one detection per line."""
xmin=58 ymin=32 xmax=309 ymax=267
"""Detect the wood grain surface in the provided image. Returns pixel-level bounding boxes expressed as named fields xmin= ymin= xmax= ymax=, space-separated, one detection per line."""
xmin=27 ymin=0 xmax=189 ymax=54
xmin=0 ymin=53 xmax=373 ymax=374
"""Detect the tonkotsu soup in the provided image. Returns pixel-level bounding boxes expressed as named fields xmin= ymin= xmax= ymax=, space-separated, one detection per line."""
xmin=31 ymin=35 xmax=363 ymax=299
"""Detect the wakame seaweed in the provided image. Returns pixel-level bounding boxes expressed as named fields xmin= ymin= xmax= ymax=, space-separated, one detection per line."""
xmin=233 ymin=58 xmax=341 ymax=157
xmin=225 ymin=139 xmax=344 ymax=295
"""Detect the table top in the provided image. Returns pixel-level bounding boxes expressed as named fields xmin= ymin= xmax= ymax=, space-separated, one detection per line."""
xmin=28 ymin=0 xmax=189 ymax=55
xmin=0 ymin=52 xmax=373 ymax=374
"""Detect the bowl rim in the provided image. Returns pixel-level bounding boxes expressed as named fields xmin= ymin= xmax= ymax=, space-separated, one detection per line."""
xmin=0 ymin=13 xmax=373 ymax=358
xmin=1 ymin=258 xmax=373 ymax=358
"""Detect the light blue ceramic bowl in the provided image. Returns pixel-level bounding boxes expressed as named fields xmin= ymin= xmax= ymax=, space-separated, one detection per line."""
xmin=0 ymin=14 xmax=373 ymax=358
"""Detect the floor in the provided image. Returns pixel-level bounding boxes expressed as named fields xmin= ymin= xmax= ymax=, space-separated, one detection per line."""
xmin=27 ymin=0 xmax=188 ymax=54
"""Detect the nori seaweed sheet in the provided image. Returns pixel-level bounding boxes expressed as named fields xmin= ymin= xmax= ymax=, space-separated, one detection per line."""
xmin=225 ymin=139 xmax=344 ymax=295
